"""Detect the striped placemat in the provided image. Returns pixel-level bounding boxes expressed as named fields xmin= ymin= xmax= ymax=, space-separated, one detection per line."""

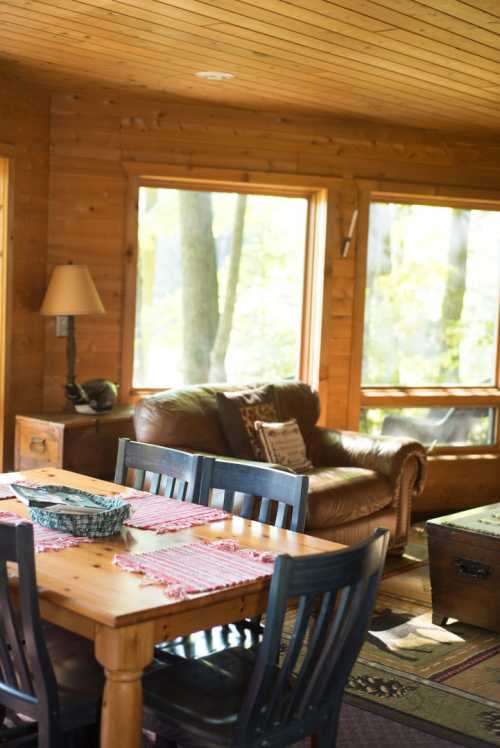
xmin=113 ymin=539 xmax=275 ymax=600
xmin=0 ymin=510 xmax=93 ymax=553
xmin=116 ymin=490 xmax=229 ymax=533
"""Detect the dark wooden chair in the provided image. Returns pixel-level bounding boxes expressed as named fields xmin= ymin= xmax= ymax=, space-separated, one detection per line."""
xmin=0 ymin=520 xmax=103 ymax=748
xmin=158 ymin=458 xmax=309 ymax=661
xmin=143 ymin=528 xmax=390 ymax=748
xmin=199 ymin=457 xmax=309 ymax=533
xmin=114 ymin=438 xmax=204 ymax=502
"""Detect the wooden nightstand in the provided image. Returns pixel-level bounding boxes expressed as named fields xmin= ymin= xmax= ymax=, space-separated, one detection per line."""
xmin=14 ymin=406 xmax=135 ymax=480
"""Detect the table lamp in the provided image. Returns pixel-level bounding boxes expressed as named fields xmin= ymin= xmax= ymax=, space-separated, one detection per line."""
xmin=40 ymin=264 xmax=105 ymax=401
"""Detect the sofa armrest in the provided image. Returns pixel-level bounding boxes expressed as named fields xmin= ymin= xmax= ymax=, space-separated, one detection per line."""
xmin=309 ymin=427 xmax=427 ymax=548
xmin=310 ymin=427 xmax=427 ymax=495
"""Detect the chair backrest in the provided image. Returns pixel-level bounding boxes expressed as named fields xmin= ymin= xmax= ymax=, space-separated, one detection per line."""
xmin=0 ymin=520 xmax=60 ymax=746
xmin=234 ymin=528 xmax=390 ymax=747
xmin=114 ymin=438 xmax=204 ymax=502
xmin=199 ymin=458 xmax=308 ymax=533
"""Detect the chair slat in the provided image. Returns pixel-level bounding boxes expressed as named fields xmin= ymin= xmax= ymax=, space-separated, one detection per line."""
xmin=274 ymin=501 xmax=287 ymax=529
xmin=222 ymin=489 xmax=235 ymax=513
xmin=163 ymin=476 xmax=175 ymax=498
xmin=149 ymin=473 xmax=161 ymax=495
xmin=133 ymin=469 xmax=145 ymax=491
xmin=240 ymin=493 xmax=254 ymax=519
xmin=258 ymin=497 xmax=272 ymax=525
xmin=174 ymin=480 xmax=187 ymax=502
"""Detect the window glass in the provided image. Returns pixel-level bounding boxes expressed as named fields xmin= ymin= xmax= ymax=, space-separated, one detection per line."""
xmin=361 ymin=407 xmax=496 ymax=447
xmin=362 ymin=204 xmax=500 ymax=387
xmin=134 ymin=187 xmax=308 ymax=388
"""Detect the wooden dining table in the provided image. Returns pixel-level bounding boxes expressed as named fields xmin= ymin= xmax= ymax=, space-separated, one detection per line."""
xmin=0 ymin=466 xmax=343 ymax=748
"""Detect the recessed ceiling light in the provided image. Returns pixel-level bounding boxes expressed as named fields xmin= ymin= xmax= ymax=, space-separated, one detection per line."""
xmin=195 ymin=71 xmax=235 ymax=81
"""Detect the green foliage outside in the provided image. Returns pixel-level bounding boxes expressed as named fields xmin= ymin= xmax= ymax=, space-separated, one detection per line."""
xmin=363 ymin=203 xmax=500 ymax=387
xmin=361 ymin=203 xmax=500 ymax=444
xmin=134 ymin=188 xmax=308 ymax=388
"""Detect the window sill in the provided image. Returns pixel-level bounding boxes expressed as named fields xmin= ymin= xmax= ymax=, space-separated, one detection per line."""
xmin=361 ymin=387 xmax=500 ymax=407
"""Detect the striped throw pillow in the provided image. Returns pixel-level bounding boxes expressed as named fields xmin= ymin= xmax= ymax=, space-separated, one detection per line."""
xmin=254 ymin=418 xmax=313 ymax=473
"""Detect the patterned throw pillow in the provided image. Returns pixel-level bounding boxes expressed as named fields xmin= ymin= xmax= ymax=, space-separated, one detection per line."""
xmin=254 ymin=418 xmax=313 ymax=473
xmin=216 ymin=385 xmax=280 ymax=460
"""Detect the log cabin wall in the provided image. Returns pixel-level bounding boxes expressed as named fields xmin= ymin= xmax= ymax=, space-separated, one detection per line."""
xmin=0 ymin=72 xmax=49 ymax=469
xmin=46 ymin=89 xmax=500 ymax=511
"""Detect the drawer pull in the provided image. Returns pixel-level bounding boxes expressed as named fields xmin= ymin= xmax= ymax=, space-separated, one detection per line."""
xmin=455 ymin=557 xmax=492 ymax=581
xmin=29 ymin=437 xmax=47 ymax=454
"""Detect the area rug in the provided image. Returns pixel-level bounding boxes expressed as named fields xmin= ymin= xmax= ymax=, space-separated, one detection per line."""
xmin=342 ymin=529 xmax=500 ymax=748
xmin=280 ymin=525 xmax=500 ymax=747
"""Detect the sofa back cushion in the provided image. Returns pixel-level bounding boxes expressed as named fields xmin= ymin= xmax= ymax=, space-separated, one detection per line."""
xmin=274 ymin=381 xmax=320 ymax=444
xmin=216 ymin=385 xmax=279 ymax=460
xmin=134 ymin=381 xmax=321 ymax=456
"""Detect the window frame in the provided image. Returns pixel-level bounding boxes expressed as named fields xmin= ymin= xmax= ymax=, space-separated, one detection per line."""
xmin=351 ymin=183 xmax=500 ymax=455
xmin=120 ymin=163 xmax=329 ymax=401
xmin=0 ymin=145 xmax=14 ymax=470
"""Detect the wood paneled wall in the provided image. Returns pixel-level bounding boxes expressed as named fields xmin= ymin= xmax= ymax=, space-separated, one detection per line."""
xmin=0 ymin=71 xmax=49 ymax=468
xmin=46 ymin=89 xmax=500 ymax=507
xmin=46 ymin=90 xmax=500 ymax=414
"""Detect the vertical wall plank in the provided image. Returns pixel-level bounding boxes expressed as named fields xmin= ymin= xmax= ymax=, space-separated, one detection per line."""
xmin=0 ymin=73 xmax=49 ymax=468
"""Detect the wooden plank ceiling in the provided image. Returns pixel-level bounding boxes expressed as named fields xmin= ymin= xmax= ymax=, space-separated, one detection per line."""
xmin=1 ymin=0 xmax=500 ymax=134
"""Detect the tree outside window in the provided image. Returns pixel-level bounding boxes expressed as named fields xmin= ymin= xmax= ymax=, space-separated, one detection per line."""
xmin=134 ymin=187 xmax=308 ymax=388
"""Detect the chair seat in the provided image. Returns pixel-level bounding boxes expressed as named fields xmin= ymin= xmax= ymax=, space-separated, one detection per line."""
xmin=306 ymin=467 xmax=393 ymax=529
xmin=143 ymin=647 xmax=262 ymax=746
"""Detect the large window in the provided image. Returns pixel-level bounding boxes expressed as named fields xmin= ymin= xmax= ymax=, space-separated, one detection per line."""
xmin=360 ymin=201 xmax=500 ymax=448
xmin=133 ymin=186 xmax=309 ymax=389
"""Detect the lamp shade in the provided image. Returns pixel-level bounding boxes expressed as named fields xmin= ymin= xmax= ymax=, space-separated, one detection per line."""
xmin=40 ymin=265 xmax=105 ymax=316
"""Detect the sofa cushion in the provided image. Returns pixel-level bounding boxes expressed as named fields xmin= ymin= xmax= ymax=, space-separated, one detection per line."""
xmin=216 ymin=385 xmax=279 ymax=460
xmin=134 ymin=381 xmax=320 ymax=458
xmin=274 ymin=381 xmax=320 ymax=445
xmin=255 ymin=419 xmax=313 ymax=472
xmin=306 ymin=466 xmax=393 ymax=529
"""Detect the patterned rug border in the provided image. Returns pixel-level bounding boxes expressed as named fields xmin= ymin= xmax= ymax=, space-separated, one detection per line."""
xmin=432 ymin=644 xmax=500 ymax=683
xmin=356 ymin=657 xmax=500 ymax=711
xmin=343 ymin=544 xmax=500 ymax=748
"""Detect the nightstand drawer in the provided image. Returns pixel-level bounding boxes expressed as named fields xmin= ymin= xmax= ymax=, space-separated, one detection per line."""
xmin=14 ymin=407 xmax=134 ymax=480
xmin=15 ymin=420 xmax=63 ymax=469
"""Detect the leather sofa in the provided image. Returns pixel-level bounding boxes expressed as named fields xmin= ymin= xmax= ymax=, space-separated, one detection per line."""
xmin=134 ymin=381 xmax=427 ymax=551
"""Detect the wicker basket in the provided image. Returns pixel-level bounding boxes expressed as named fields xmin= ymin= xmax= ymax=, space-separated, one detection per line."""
xmin=29 ymin=493 xmax=130 ymax=538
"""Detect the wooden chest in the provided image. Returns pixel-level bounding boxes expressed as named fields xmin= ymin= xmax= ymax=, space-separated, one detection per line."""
xmin=14 ymin=407 xmax=135 ymax=481
xmin=427 ymin=505 xmax=500 ymax=633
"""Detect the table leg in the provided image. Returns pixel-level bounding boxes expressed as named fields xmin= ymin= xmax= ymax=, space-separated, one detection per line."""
xmin=95 ymin=622 xmax=155 ymax=748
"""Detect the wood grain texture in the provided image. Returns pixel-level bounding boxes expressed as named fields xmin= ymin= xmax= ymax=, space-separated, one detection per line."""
xmin=0 ymin=72 xmax=49 ymax=470
xmin=14 ymin=407 xmax=135 ymax=478
xmin=0 ymin=465 xmax=342 ymax=748
xmin=42 ymin=85 xmax=500 ymax=513
xmin=428 ymin=519 xmax=500 ymax=632
xmin=2 ymin=1 xmax=500 ymax=134
xmin=0 ymin=467 xmax=340 ymax=627
xmin=45 ymin=88 xmax=500 ymax=419
xmin=0 ymin=466 xmax=343 ymax=748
